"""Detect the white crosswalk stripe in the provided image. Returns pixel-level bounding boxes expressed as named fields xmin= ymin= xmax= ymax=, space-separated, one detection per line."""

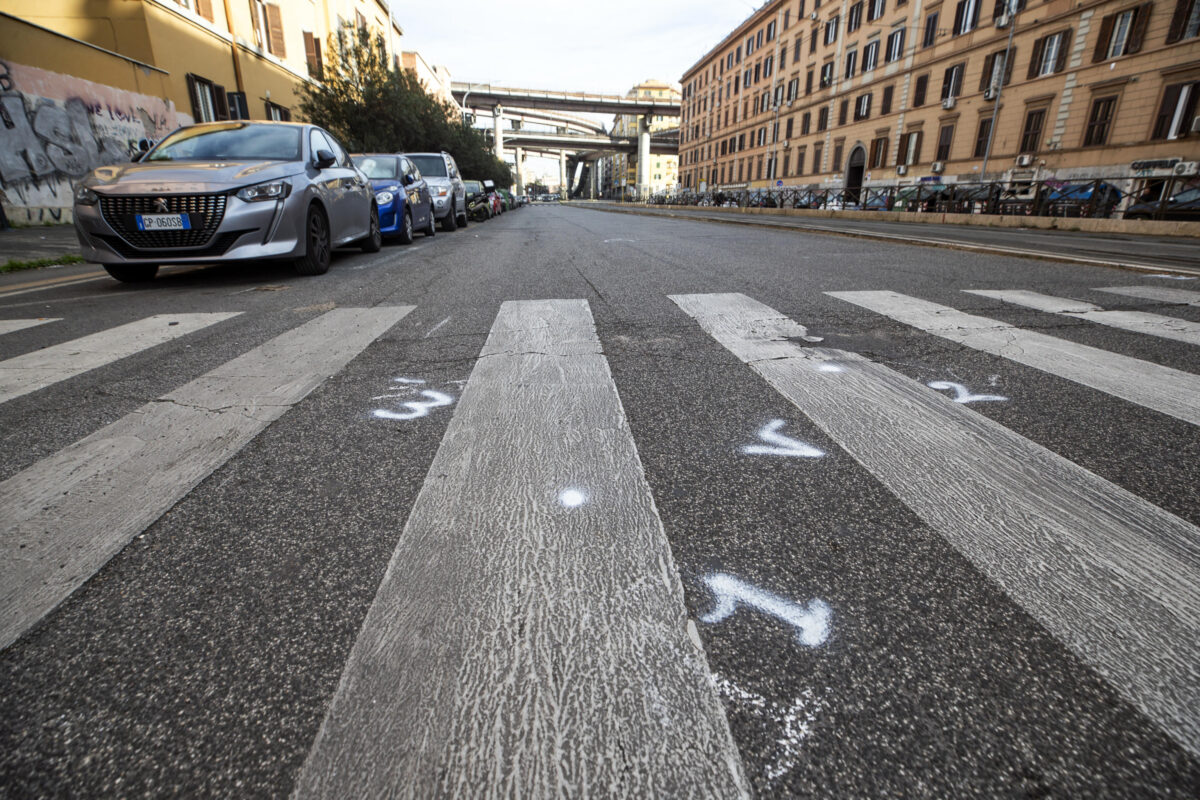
xmin=0 ymin=318 xmax=59 ymax=336
xmin=0 ymin=313 xmax=241 ymax=404
xmin=826 ymin=290 xmax=1200 ymax=426
xmin=0 ymin=306 xmax=413 ymax=650
xmin=672 ymin=291 xmax=1200 ymax=757
xmin=295 ymin=299 xmax=749 ymax=799
xmin=964 ymin=288 xmax=1200 ymax=346
xmin=1095 ymin=285 xmax=1200 ymax=305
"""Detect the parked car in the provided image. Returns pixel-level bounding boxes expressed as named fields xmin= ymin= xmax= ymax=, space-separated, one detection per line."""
xmin=463 ymin=179 xmax=492 ymax=221
xmin=1044 ymin=181 xmax=1122 ymax=217
xmin=73 ymin=121 xmax=380 ymax=281
xmin=405 ymin=151 xmax=467 ymax=231
xmin=353 ymin=153 xmax=435 ymax=243
xmin=1124 ymin=184 xmax=1200 ymax=221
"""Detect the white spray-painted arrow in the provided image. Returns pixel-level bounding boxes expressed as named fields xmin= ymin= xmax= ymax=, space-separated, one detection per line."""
xmin=927 ymin=380 xmax=1007 ymax=404
xmin=700 ymin=573 xmax=831 ymax=647
xmin=741 ymin=419 xmax=825 ymax=457
xmin=373 ymin=389 xmax=454 ymax=420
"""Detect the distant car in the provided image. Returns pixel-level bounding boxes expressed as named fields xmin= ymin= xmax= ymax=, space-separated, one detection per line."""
xmin=353 ymin=153 xmax=435 ymax=243
xmin=1124 ymin=185 xmax=1200 ymax=221
xmin=1044 ymin=181 xmax=1122 ymax=217
xmin=405 ymin=151 xmax=467 ymax=231
xmin=73 ymin=121 xmax=380 ymax=281
xmin=463 ymin=179 xmax=492 ymax=221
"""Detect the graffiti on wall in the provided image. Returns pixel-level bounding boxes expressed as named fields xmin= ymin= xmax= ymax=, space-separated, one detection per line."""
xmin=0 ymin=61 xmax=190 ymax=222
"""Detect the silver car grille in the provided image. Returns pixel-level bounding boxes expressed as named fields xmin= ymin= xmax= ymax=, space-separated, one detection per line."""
xmin=100 ymin=194 xmax=227 ymax=249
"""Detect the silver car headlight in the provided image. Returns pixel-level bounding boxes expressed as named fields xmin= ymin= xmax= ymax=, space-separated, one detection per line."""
xmin=432 ymin=186 xmax=448 ymax=197
xmin=236 ymin=180 xmax=291 ymax=202
xmin=375 ymin=191 xmax=394 ymax=206
xmin=74 ymin=185 xmax=99 ymax=206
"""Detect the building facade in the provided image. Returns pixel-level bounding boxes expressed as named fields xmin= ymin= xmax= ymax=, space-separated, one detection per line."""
xmin=679 ymin=0 xmax=1200 ymax=194
xmin=605 ymin=79 xmax=681 ymax=198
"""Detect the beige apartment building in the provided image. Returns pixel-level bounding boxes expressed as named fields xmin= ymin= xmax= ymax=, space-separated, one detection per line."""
xmin=679 ymin=0 xmax=1200 ymax=194
xmin=605 ymin=79 xmax=681 ymax=198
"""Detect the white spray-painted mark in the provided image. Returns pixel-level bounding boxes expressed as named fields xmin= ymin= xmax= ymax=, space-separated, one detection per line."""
xmin=393 ymin=377 xmax=426 ymax=384
xmin=742 ymin=419 xmax=825 ymax=458
xmin=424 ymin=317 xmax=452 ymax=338
xmin=558 ymin=488 xmax=587 ymax=507
xmin=1148 ymin=274 xmax=1197 ymax=280
xmin=988 ymin=374 xmax=1001 ymax=386
xmin=602 ymin=238 xmax=636 ymax=243
xmin=372 ymin=390 xmax=454 ymax=420
xmin=927 ymin=380 xmax=1008 ymax=404
xmin=700 ymin=573 xmax=831 ymax=647
xmin=714 ymin=675 xmax=824 ymax=784
xmin=817 ymin=363 xmax=844 ymax=373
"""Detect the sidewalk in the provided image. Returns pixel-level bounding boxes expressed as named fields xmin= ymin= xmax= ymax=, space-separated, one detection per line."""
xmin=0 ymin=224 xmax=82 ymax=265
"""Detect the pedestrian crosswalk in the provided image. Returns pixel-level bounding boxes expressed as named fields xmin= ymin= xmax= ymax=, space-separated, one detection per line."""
xmin=1 ymin=281 xmax=1197 ymax=787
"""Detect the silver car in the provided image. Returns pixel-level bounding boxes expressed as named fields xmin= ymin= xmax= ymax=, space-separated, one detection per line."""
xmin=404 ymin=152 xmax=468 ymax=231
xmin=73 ymin=121 xmax=382 ymax=282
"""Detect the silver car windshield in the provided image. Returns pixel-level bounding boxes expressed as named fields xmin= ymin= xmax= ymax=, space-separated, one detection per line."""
xmin=149 ymin=123 xmax=303 ymax=161
xmin=357 ymin=157 xmax=399 ymax=180
xmin=407 ymin=155 xmax=447 ymax=178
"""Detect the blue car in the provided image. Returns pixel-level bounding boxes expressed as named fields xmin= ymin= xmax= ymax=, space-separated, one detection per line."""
xmin=352 ymin=153 xmax=435 ymax=243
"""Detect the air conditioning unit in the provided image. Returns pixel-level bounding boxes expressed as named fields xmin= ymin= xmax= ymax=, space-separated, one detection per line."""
xmin=942 ymin=96 xmax=956 ymax=109
xmin=995 ymin=13 xmax=1010 ymax=28
xmin=896 ymin=164 xmax=908 ymax=175
xmin=811 ymin=11 xmax=819 ymax=19
xmin=983 ymin=87 xmax=997 ymax=101
xmin=1016 ymin=153 xmax=1034 ymax=167
xmin=1175 ymin=161 xmax=1200 ymax=176
xmin=931 ymin=161 xmax=945 ymax=173
xmin=782 ymin=140 xmax=790 ymax=148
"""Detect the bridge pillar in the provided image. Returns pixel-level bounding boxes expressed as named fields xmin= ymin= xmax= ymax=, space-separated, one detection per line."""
xmin=493 ymin=106 xmax=504 ymax=160
xmin=514 ymin=147 xmax=525 ymax=196
xmin=558 ymin=151 xmax=567 ymax=200
xmin=637 ymin=115 xmax=651 ymax=200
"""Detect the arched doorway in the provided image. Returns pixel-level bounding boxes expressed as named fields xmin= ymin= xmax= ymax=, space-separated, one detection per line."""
xmin=845 ymin=145 xmax=867 ymax=204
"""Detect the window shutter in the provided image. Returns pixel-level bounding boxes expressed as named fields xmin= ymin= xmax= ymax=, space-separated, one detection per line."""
xmin=195 ymin=0 xmax=213 ymax=21
xmin=266 ymin=4 xmax=286 ymax=57
xmin=1004 ymin=46 xmax=1016 ymax=84
xmin=1055 ymin=30 xmax=1072 ymax=72
xmin=1093 ymin=14 xmax=1116 ymax=61
xmin=214 ymin=85 xmax=230 ymax=120
xmin=304 ymin=31 xmax=324 ymax=78
xmin=914 ymin=74 xmax=928 ymax=106
xmin=1027 ymin=36 xmax=1046 ymax=78
xmin=1126 ymin=3 xmax=1153 ymax=53
xmin=979 ymin=53 xmax=995 ymax=91
xmin=882 ymin=84 xmax=894 ymax=113
xmin=1166 ymin=0 xmax=1189 ymax=42
xmin=953 ymin=0 xmax=966 ymax=33
xmin=1152 ymin=85 xmax=1183 ymax=138
xmin=248 ymin=0 xmax=262 ymax=48
xmin=186 ymin=74 xmax=202 ymax=121
xmin=913 ymin=130 xmax=923 ymax=163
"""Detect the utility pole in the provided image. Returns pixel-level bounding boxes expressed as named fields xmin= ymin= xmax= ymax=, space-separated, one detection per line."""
xmin=980 ymin=0 xmax=1018 ymax=179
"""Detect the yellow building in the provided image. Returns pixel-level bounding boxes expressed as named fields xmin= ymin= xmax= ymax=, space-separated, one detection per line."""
xmin=679 ymin=0 xmax=1200 ymax=195
xmin=606 ymin=79 xmax=681 ymax=198
xmin=0 ymin=0 xmax=403 ymax=221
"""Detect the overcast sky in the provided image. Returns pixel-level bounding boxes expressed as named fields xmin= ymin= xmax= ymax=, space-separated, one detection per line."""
xmin=397 ymin=0 xmax=763 ymax=93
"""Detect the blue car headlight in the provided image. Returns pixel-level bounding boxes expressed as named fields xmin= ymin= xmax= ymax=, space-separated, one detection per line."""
xmin=375 ymin=191 xmax=395 ymax=206
xmin=236 ymin=180 xmax=291 ymax=202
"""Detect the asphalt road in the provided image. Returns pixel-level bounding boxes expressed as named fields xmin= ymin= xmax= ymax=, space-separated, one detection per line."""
xmin=1 ymin=205 xmax=1198 ymax=797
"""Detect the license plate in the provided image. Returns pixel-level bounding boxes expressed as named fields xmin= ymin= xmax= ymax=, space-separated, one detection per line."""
xmin=136 ymin=214 xmax=191 ymax=231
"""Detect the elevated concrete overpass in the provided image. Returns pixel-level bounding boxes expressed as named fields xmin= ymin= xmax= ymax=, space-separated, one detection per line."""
xmin=453 ymin=83 xmax=680 ymax=116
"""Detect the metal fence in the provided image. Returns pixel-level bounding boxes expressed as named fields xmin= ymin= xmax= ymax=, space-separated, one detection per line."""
xmin=643 ymin=175 xmax=1198 ymax=221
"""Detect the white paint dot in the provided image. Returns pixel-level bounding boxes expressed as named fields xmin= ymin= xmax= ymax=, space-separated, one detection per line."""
xmin=817 ymin=363 xmax=844 ymax=373
xmin=559 ymin=489 xmax=586 ymax=507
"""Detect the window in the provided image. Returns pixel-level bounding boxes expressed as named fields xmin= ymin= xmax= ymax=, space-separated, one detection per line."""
xmin=767 ymin=20 xmax=777 ymax=40
xmin=265 ymin=100 xmax=291 ymax=121
xmin=794 ymin=39 xmax=804 ymax=61
xmin=870 ymin=136 xmax=889 ymax=167
xmin=913 ymin=73 xmax=929 ymax=106
xmin=802 ymin=111 xmax=812 ymax=134
xmin=796 ymin=146 xmax=807 ymax=175
xmin=941 ymin=62 xmax=965 ymax=99
xmin=820 ymin=62 xmax=835 ymax=88
xmin=825 ymin=16 xmax=840 ymax=45
xmin=780 ymin=44 xmax=788 ymax=70
xmin=855 ymin=93 xmax=873 ymax=120
xmin=1028 ymin=30 xmax=1072 ymax=78
xmin=882 ymin=85 xmax=894 ymax=114
xmin=1020 ymin=107 xmax=1046 ymax=151
xmin=839 ymin=98 xmax=849 ymax=125
xmin=900 ymin=130 xmax=923 ymax=164
xmin=811 ymin=27 xmax=819 ymax=53
xmin=886 ymin=29 xmax=905 ymax=62
xmin=818 ymin=106 xmax=830 ymax=130
xmin=924 ymin=12 xmax=940 ymax=47
xmin=785 ymin=9 xmax=792 ymax=28
xmin=186 ymin=73 xmax=228 ymax=122
xmin=935 ymin=123 xmax=955 ymax=160
xmin=759 ymin=127 xmax=768 ymax=146
xmin=991 ymin=0 xmax=1027 ymax=18
xmin=788 ymin=77 xmax=800 ymax=101
xmin=979 ymin=48 xmax=1014 ymax=91
xmin=303 ymin=31 xmax=324 ymax=79
xmin=1151 ymin=82 xmax=1198 ymax=139
xmin=757 ymin=30 xmax=764 ymax=47
xmin=763 ymin=56 xmax=773 ymax=79
xmin=863 ymin=40 xmax=880 ymax=71
xmin=786 ymin=117 xmax=795 ymax=138
xmin=755 ymin=63 xmax=761 ymax=83
xmin=846 ymin=50 xmax=858 ymax=79
xmin=1083 ymin=95 xmax=1118 ymax=145
xmin=868 ymin=0 xmax=886 ymax=22
xmin=952 ymin=0 xmax=981 ymax=35
xmin=747 ymin=35 xmax=755 ymax=56
xmin=813 ymin=142 xmax=824 ymax=173
xmin=848 ymin=2 xmax=863 ymax=32
xmin=1093 ymin=4 xmax=1151 ymax=61
xmin=806 ymin=69 xmax=814 ymax=94
xmin=250 ymin=0 xmax=287 ymax=57
xmin=1166 ymin=0 xmax=1200 ymax=42
xmin=974 ymin=117 xmax=992 ymax=157
xmin=833 ymin=140 xmax=844 ymax=171
xmin=783 ymin=152 xmax=790 ymax=175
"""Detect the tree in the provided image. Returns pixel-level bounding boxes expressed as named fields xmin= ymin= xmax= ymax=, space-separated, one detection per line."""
xmin=299 ymin=26 xmax=512 ymax=187
xmin=525 ymin=180 xmax=548 ymax=196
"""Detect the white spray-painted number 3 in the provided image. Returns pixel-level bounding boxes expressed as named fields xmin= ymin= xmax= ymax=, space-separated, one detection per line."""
xmin=373 ymin=390 xmax=454 ymax=420
xmin=742 ymin=419 xmax=825 ymax=457
xmin=927 ymin=380 xmax=1008 ymax=404
xmin=701 ymin=573 xmax=831 ymax=647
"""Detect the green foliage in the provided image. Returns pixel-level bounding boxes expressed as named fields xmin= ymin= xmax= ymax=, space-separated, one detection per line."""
xmin=1 ymin=254 xmax=85 ymax=273
xmin=298 ymin=26 xmax=512 ymax=188
xmin=525 ymin=180 xmax=549 ymax=196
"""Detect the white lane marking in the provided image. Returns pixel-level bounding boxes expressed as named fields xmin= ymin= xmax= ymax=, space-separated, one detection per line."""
xmin=742 ymin=419 xmax=825 ymax=457
xmin=673 ymin=292 xmax=1200 ymax=757
xmin=966 ymin=289 xmax=1200 ymax=347
xmin=424 ymin=316 xmax=452 ymax=338
xmin=603 ymin=238 xmax=636 ymax=242
xmin=296 ymin=299 xmax=750 ymax=799
xmin=0 ymin=318 xmax=59 ymax=336
xmin=926 ymin=381 xmax=1007 ymax=403
xmin=1095 ymin=286 xmax=1200 ymax=306
xmin=1147 ymin=274 xmax=1197 ymax=280
xmin=0 ymin=313 xmax=241 ymax=405
xmin=826 ymin=290 xmax=1200 ymax=427
xmin=715 ymin=676 xmax=824 ymax=785
xmin=371 ymin=389 xmax=454 ymax=420
xmin=0 ymin=306 xmax=414 ymax=650
xmin=700 ymin=573 xmax=831 ymax=647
